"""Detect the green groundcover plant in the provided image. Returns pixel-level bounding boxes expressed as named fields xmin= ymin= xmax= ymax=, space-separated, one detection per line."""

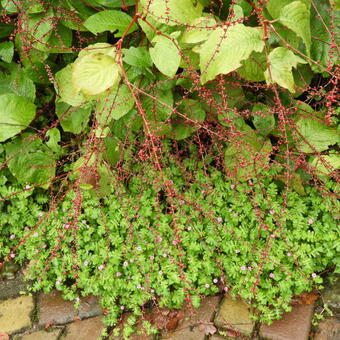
xmin=0 ymin=0 xmax=339 ymax=338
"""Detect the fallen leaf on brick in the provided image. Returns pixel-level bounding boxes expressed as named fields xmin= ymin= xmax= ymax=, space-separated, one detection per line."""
xmin=0 ymin=333 xmax=9 ymax=340
xmin=295 ymin=292 xmax=319 ymax=305
xmin=144 ymin=308 xmax=185 ymax=330
xmin=197 ymin=322 xmax=217 ymax=335
xmin=224 ymin=329 xmax=241 ymax=338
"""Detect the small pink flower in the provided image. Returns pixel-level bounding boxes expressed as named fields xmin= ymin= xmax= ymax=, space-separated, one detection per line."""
xmin=130 ymin=259 xmax=134 ymax=263
xmin=217 ymin=217 xmax=222 ymax=223
xmin=187 ymin=226 xmax=192 ymax=231
xmin=213 ymin=278 xmax=218 ymax=283
xmin=248 ymin=266 xmax=252 ymax=271
xmin=116 ymin=272 xmax=122 ymax=277
xmin=25 ymin=185 xmax=31 ymax=190
xmin=64 ymin=223 xmax=71 ymax=230
xmin=136 ymin=247 xmax=142 ymax=251
xmin=287 ymin=252 xmax=292 ymax=257
xmin=75 ymin=297 xmax=80 ymax=302
xmin=224 ymin=286 xmax=229 ymax=292
xmin=56 ymin=280 xmax=61 ymax=285
xmin=307 ymin=218 xmax=314 ymax=225
xmin=150 ymin=255 xmax=155 ymax=260
xmin=205 ymin=284 xmax=210 ymax=288
xmin=269 ymin=210 xmax=275 ymax=215
xmin=33 ymin=232 xmax=39 ymax=237
xmin=235 ymin=249 xmax=240 ymax=254
xmin=43 ymin=244 xmax=47 ymax=248
xmin=312 ymin=273 xmax=317 ymax=278
xmin=172 ymin=240 xmax=177 ymax=245
xmin=241 ymin=266 xmax=246 ymax=271
xmin=120 ymin=306 xmax=125 ymax=310
xmin=38 ymin=212 xmax=43 ymax=217
xmin=84 ymin=261 xmax=89 ymax=266
xmin=179 ymin=200 xmax=185 ymax=205
xmin=136 ymin=284 xmax=142 ymax=289
xmin=162 ymin=253 xmax=167 ymax=257
xmin=98 ymin=265 xmax=104 ymax=270
xmin=123 ymin=261 xmax=128 ymax=267
xmin=10 ymin=234 xmax=15 ymax=239
xmin=233 ymin=213 xmax=238 ymax=217
xmin=270 ymin=234 xmax=276 ymax=238
xmin=230 ymin=184 xmax=235 ymax=189
xmin=159 ymin=270 xmax=163 ymax=275
xmin=201 ymin=190 xmax=206 ymax=194
xmin=10 ymin=253 xmax=15 ymax=258
xmin=269 ymin=273 xmax=275 ymax=278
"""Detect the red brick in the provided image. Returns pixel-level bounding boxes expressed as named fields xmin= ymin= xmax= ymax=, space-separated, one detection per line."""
xmin=260 ymin=303 xmax=314 ymax=340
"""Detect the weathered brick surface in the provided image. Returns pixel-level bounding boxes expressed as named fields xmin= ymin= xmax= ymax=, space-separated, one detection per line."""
xmin=259 ymin=303 xmax=314 ymax=340
xmin=0 ymin=296 xmax=34 ymax=334
xmin=62 ymin=316 xmax=104 ymax=340
xmin=38 ymin=290 xmax=101 ymax=326
xmin=162 ymin=296 xmax=221 ymax=340
xmin=314 ymin=317 xmax=340 ymax=340
xmin=0 ymin=274 xmax=29 ymax=300
xmin=214 ymin=297 xmax=254 ymax=336
xmin=20 ymin=329 xmax=62 ymax=340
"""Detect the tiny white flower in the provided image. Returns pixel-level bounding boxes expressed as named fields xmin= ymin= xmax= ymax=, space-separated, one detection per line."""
xmin=213 ymin=278 xmax=218 ymax=283
xmin=25 ymin=185 xmax=31 ymax=190
xmin=123 ymin=261 xmax=128 ymax=267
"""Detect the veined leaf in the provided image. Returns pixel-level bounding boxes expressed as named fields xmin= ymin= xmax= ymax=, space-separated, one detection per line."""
xmin=237 ymin=51 xmax=266 ymax=81
xmin=149 ymin=35 xmax=181 ymax=77
xmin=252 ymin=103 xmax=275 ymax=136
xmin=5 ymin=134 xmax=56 ymax=187
xmin=296 ymin=118 xmax=339 ymax=153
xmin=140 ymin=0 xmax=203 ymax=25
xmin=266 ymin=0 xmax=310 ymax=19
xmin=198 ymin=24 xmax=264 ymax=84
xmin=123 ymin=47 xmax=153 ymax=68
xmin=72 ymin=53 xmax=121 ymax=95
xmin=310 ymin=155 xmax=340 ymax=177
xmin=265 ymin=47 xmax=307 ymax=92
xmin=0 ymin=94 xmax=36 ymax=142
xmin=279 ymin=1 xmax=311 ymax=54
xmin=96 ymin=84 xmax=135 ymax=130
xmin=180 ymin=16 xmax=216 ymax=44
xmin=84 ymin=10 xmax=137 ymax=36
xmin=0 ymin=41 xmax=14 ymax=63
xmin=55 ymin=64 xmax=86 ymax=106
xmin=55 ymin=101 xmax=92 ymax=134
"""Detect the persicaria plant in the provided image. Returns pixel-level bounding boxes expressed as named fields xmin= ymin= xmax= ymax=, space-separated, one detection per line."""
xmin=0 ymin=0 xmax=339 ymax=338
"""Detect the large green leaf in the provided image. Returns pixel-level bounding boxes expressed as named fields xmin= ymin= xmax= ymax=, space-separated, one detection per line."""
xmin=123 ymin=47 xmax=153 ymax=68
xmin=140 ymin=0 xmax=203 ymax=25
xmin=5 ymin=134 xmax=56 ymax=187
xmin=0 ymin=41 xmax=14 ymax=63
xmin=1 ymin=0 xmax=44 ymax=13
xmin=0 ymin=94 xmax=36 ymax=142
xmin=198 ymin=24 xmax=264 ymax=84
xmin=55 ymin=64 xmax=86 ymax=106
xmin=310 ymin=1 xmax=333 ymax=72
xmin=309 ymin=155 xmax=340 ymax=178
xmin=149 ymin=35 xmax=181 ymax=77
xmin=24 ymin=9 xmax=54 ymax=51
xmin=96 ymin=84 xmax=135 ymax=133
xmin=252 ymin=103 xmax=275 ymax=136
xmin=84 ymin=10 xmax=137 ymax=36
xmin=279 ymin=1 xmax=311 ymax=54
xmin=41 ymin=24 xmax=73 ymax=53
xmin=0 ymin=68 xmax=36 ymax=102
xmin=180 ymin=16 xmax=216 ymax=44
xmin=55 ymin=101 xmax=92 ymax=134
xmin=72 ymin=52 xmax=121 ymax=95
xmin=266 ymin=0 xmax=310 ymax=19
xmin=264 ymin=47 xmax=307 ymax=92
xmin=237 ymin=51 xmax=266 ymax=81
xmin=296 ymin=118 xmax=339 ymax=153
